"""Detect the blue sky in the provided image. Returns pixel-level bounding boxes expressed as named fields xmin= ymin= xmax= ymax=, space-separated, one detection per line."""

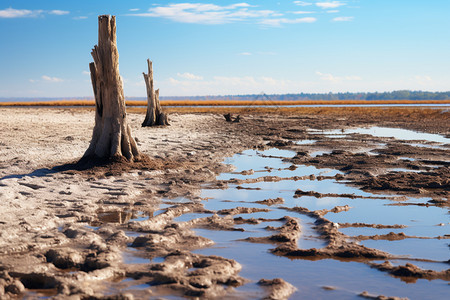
xmin=0 ymin=1 xmax=449 ymax=98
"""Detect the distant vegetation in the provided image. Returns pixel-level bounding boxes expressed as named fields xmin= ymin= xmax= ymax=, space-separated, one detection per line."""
xmin=1 ymin=90 xmax=450 ymax=104
xmin=163 ymin=90 xmax=450 ymax=101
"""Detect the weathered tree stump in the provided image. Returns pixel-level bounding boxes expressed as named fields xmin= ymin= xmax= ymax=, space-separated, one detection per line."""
xmin=82 ymin=15 xmax=140 ymax=162
xmin=142 ymin=59 xmax=169 ymax=127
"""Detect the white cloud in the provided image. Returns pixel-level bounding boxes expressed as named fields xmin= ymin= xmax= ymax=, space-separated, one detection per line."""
xmin=0 ymin=8 xmax=70 ymax=18
xmin=42 ymin=75 xmax=64 ymax=83
xmin=316 ymin=71 xmax=361 ymax=82
xmin=326 ymin=10 xmax=339 ymax=13
xmin=0 ymin=8 xmax=42 ymax=18
xmin=82 ymin=71 xmax=90 ymax=75
xmin=129 ymin=3 xmax=279 ymax=24
xmin=49 ymin=10 xmax=69 ymax=16
xmin=292 ymin=11 xmax=314 ymax=14
xmin=239 ymin=52 xmax=252 ymax=56
xmin=129 ymin=8 xmax=140 ymax=12
xmin=73 ymin=16 xmax=88 ymax=20
xmin=260 ymin=17 xmax=316 ymax=27
xmin=177 ymin=72 xmax=203 ymax=80
xmin=293 ymin=1 xmax=313 ymax=6
xmin=316 ymin=1 xmax=346 ymax=9
xmin=333 ymin=16 xmax=353 ymax=22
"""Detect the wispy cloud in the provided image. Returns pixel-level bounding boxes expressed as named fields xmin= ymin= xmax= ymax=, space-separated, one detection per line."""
xmin=260 ymin=17 xmax=316 ymax=27
xmin=0 ymin=8 xmax=69 ymax=18
xmin=239 ymin=52 xmax=252 ymax=56
xmin=129 ymin=8 xmax=140 ymax=12
xmin=316 ymin=1 xmax=346 ymax=9
xmin=333 ymin=16 xmax=353 ymax=22
xmin=42 ymin=75 xmax=64 ymax=83
xmin=0 ymin=8 xmax=42 ymax=18
xmin=73 ymin=16 xmax=88 ymax=20
xmin=316 ymin=71 xmax=361 ymax=82
xmin=292 ymin=11 xmax=314 ymax=15
xmin=49 ymin=10 xmax=69 ymax=16
xmin=293 ymin=1 xmax=313 ymax=6
xmin=129 ymin=3 xmax=283 ymax=25
xmin=177 ymin=72 xmax=203 ymax=80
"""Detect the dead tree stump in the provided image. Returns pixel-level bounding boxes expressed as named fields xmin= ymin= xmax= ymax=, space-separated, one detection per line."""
xmin=142 ymin=59 xmax=169 ymax=127
xmin=82 ymin=15 xmax=140 ymax=162
xmin=224 ymin=113 xmax=241 ymax=123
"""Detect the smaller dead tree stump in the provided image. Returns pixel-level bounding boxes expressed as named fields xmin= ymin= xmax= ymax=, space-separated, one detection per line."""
xmin=142 ymin=59 xmax=169 ymax=127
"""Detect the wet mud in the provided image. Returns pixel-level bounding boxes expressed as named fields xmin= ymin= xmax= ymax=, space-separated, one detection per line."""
xmin=0 ymin=107 xmax=449 ymax=299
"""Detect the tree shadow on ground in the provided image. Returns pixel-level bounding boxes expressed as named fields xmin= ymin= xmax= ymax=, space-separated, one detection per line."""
xmin=0 ymin=155 xmax=182 ymax=181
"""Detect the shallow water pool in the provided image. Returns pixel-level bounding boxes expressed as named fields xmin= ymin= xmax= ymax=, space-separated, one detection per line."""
xmin=196 ymin=148 xmax=449 ymax=299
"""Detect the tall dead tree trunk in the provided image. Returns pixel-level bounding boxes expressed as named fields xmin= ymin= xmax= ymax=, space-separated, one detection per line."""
xmin=82 ymin=15 xmax=140 ymax=162
xmin=142 ymin=59 xmax=169 ymax=127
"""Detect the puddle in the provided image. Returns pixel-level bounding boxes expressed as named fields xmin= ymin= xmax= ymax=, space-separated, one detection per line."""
xmin=93 ymin=205 xmax=173 ymax=226
xmin=361 ymin=238 xmax=449 ymax=262
xmin=310 ymin=150 xmax=332 ymax=157
xmin=220 ymin=149 xmax=295 ymax=175
xmin=387 ymin=168 xmax=423 ymax=173
xmin=97 ymin=210 xmax=133 ymax=224
xmin=218 ymin=148 xmax=341 ymax=181
xmin=196 ymin=145 xmax=449 ymax=298
xmin=311 ymin=126 xmax=450 ymax=144
xmin=122 ymin=248 xmax=165 ymax=265
xmin=296 ymin=140 xmax=317 ymax=145
xmin=124 ymin=230 xmax=142 ymax=238
xmin=122 ymin=248 xmax=150 ymax=265
xmin=23 ymin=289 xmax=58 ymax=299
xmin=399 ymin=157 xmax=416 ymax=161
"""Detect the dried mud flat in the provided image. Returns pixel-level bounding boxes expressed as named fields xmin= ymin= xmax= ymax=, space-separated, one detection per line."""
xmin=0 ymin=107 xmax=448 ymax=299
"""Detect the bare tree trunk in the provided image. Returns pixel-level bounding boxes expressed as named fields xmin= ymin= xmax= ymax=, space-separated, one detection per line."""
xmin=142 ymin=59 xmax=169 ymax=127
xmin=82 ymin=15 xmax=140 ymax=162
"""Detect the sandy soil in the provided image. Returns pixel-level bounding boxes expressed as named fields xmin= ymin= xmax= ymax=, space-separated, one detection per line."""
xmin=0 ymin=107 xmax=448 ymax=299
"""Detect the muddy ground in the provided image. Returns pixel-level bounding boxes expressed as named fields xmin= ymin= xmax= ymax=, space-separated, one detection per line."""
xmin=0 ymin=107 xmax=448 ymax=299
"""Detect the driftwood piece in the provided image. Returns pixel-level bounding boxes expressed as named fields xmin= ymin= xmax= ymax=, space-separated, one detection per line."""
xmin=224 ymin=113 xmax=241 ymax=123
xmin=82 ymin=15 xmax=140 ymax=161
xmin=142 ymin=59 xmax=169 ymax=127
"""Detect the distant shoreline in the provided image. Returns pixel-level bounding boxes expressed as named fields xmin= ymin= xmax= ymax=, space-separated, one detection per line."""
xmin=1 ymin=99 xmax=450 ymax=107
xmin=1 ymin=90 xmax=450 ymax=103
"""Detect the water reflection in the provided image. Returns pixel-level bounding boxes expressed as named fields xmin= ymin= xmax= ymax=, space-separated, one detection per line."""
xmin=311 ymin=126 xmax=449 ymax=144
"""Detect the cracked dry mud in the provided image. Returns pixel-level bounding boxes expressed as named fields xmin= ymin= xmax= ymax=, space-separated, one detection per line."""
xmin=0 ymin=107 xmax=449 ymax=299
